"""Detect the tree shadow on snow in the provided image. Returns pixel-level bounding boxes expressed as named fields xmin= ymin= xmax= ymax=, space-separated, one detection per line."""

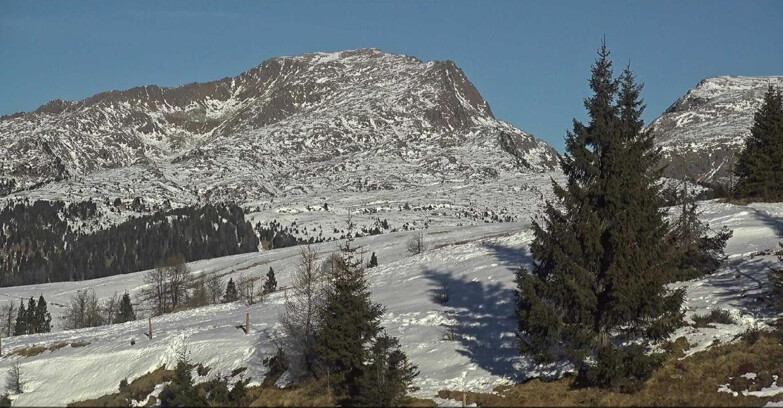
xmin=481 ymin=242 xmax=534 ymax=272
xmin=697 ymin=257 xmax=779 ymax=320
xmin=422 ymin=243 xmax=533 ymax=380
xmin=750 ymin=207 xmax=783 ymax=238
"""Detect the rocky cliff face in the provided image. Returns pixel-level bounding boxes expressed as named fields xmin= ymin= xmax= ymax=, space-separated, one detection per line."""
xmin=649 ymin=76 xmax=783 ymax=184
xmin=0 ymin=48 xmax=559 ymax=205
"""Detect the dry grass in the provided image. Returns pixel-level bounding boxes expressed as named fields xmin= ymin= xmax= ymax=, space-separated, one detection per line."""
xmin=247 ymin=378 xmax=337 ymax=407
xmin=68 ymin=366 xmax=175 ymax=407
xmin=11 ymin=341 xmax=73 ymax=357
xmin=438 ymin=331 xmax=783 ymax=407
xmin=245 ymin=377 xmax=437 ymax=407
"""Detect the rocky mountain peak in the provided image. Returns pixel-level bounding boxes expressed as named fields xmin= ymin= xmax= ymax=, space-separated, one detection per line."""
xmin=650 ymin=75 xmax=783 ymax=183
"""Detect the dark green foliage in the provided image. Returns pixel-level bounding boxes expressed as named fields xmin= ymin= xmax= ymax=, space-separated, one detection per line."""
xmin=159 ymin=347 xmax=207 ymax=408
xmin=354 ymin=332 xmax=419 ymax=407
xmin=315 ymin=235 xmax=385 ymax=396
xmin=368 ymin=252 xmax=378 ymax=268
xmin=256 ymin=220 xmax=324 ymax=249
xmin=262 ymin=346 xmax=289 ymax=386
xmin=668 ymin=183 xmax=733 ymax=281
xmin=116 ymin=292 xmax=136 ymax=324
xmin=0 ymin=393 xmax=10 ymax=407
xmin=769 ymin=243 xmax=783 ymax=311
xmin=13 ymin=296 xmax=51 ymax=336
xmin=516 ymin=43 xmax=684 ymax=370
xmin=691 ymin=309 xmax=736 ymax=327
xmin=0 ymin=201 xmax=258 ymax=287
xmin=262 ymin=267 xmax=277 ymax=295
xmin=223 ymin=278 xmax=239 ymax=303
xmin=576 ymin=344 xmax=666 ymax=393
xmin=13 ymin=301 xmax=26 ymax=336
xmin=312 ymin=226 xmax=416 ymax=404
xmin=159 ymin=345 xmax=250 ymax=407
xmin=734 ymin=85 xmax=783 ymax=200
xmin=33 ymin=295 xmax=51 ymax=333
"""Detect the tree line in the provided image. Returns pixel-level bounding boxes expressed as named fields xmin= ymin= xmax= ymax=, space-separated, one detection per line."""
xmin=0 ymin=202 xmax=259 ymax=286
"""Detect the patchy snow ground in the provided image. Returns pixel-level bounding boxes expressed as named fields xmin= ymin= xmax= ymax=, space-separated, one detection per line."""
xmin=0 ymin=200 xmax=781 ymax=405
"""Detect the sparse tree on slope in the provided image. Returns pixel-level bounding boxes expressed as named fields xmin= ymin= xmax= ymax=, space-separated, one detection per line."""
xmin=6 ymin=359 xmax=23 ymax=394
xmin=368 ymin=252 xmax=378 ymax=268
xmin=33 ymin=295 xmax=51 ymax=333
xmin=281 ymin=245 xmax=324 ymax=378
xmin=116 ymin=292 xmax=136 ymax=324
xmin=263 ymin=267 xmax=277 ymax=295
xmin=668 ymin=182 xmax=733 ymax=280
xmin=315 ymin=233 xmax=384 ymax=396
xmin=734 ymin=85 xmax=783 ymax=200
xmin=516 ymin=43 xmax=683 ymax=380
xmin=354 ymin=332 xmax=419 ymax=407
xmin=223 ymin=278 xmax=239 ymax=303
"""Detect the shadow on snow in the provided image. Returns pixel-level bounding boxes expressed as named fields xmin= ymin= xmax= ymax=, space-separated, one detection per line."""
xmin=421 ymin=243 xmax=533 ymax=380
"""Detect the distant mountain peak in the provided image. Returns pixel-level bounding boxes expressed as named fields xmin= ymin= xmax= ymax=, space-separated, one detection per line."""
xmin=651 ymin=75 xmax=783 ymax=183
xmin=0 ymin=49 xmax=559 ymax=203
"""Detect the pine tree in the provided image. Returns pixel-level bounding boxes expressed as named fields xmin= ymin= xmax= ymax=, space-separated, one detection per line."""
xmin=33 ymin=295 xmax=51 ymax=333
xmin=368 ymin=252 xmax=378 ymax=268
xmin=315 ymin=224 xmax=384 ymax=398
xmin=13 ymin=301 xmax=26 ymax=336
xmin=769 ymin=243 xmax=783 ymax=312
xmin=354 ymin=332 xmax=419 ymax=407
xmin=223 ymin=278 xmax=239 ymax=303
xmin=25 ymin=297 xmax=36 ymax=334
xmin=116 ymin=292 xmax=136 ymax=324
xmin=516 ymin=42 xmax=684 ymax=374
xmin=734 ymin=85 xmax=783 ymax=200
xmin=158 ymin=343 xmax=206 ymax=407
xmin=669 ymin=182 xmax=733 ymax=280
xmin=263 ymin=267 xmax=277 ymax=295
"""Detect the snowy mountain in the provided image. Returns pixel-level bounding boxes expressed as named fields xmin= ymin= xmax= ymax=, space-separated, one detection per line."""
xmin=650 ymin=76 xmax=783 ymax=184
xmin=0 ymin=49 xmax=559 ymax=209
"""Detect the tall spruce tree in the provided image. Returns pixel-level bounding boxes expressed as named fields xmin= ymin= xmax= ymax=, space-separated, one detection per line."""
xmin=516 ymin=43 xmax=683 ymax=371
xmin=354 ymin=332 xmax=419 ymax=407
xmin=223 ymin=278 xmax=239 ymax=303
xmin=263 ymin=267 xmax=277 ymax=295
xmin=116 ymin=292 xmax=136 ymax=324
xmin=13 ymin=300 xmax=26 ymax=336
xmin=734 ymin=85 xmax=783 ymax=200
xmin=315 ymin=224 xmax=384 ymax=400
xmin=669 ymin=182 xmax=733 ymax=281
xmin=33 ymin=295 xmax=51 ymax=333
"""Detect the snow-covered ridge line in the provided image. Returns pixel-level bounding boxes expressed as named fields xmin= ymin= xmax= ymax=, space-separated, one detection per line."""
xmin=650 ymin=75 xmax=783 ymax=183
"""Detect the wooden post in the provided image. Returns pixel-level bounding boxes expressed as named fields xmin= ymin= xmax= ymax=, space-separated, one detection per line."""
xmin=148 ymin=317 xmax=153 ymax=340
xmin=462 ymin=390 xmax=466 ymax=407
xmin=245 ymin=312 xmax=250 ymax=335
xmin=0 ymin=334 xmax=3 ymax=357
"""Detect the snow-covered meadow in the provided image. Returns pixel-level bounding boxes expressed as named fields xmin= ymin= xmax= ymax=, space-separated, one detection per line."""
xmin=0 ymin=200 xmax=781 ymax=405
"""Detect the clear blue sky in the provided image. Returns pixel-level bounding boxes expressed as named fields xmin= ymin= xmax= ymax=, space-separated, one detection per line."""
xmin=1 ymin=1 xmax=781 ymax=151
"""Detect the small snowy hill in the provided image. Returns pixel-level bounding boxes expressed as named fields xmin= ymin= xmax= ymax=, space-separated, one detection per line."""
xmin=650 ymin=76 xmax=783 ymax=184
xmin=1 ymin=201 xmax=781 ymax=406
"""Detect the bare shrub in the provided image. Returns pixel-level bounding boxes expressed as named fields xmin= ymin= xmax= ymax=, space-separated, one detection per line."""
xmin=280 ymin=245 xmax=324 ymax=378
xmin=407 ymin=231 xmax=426 ymax=255
xmin=63 ymin=288 xmax=103 ymax=330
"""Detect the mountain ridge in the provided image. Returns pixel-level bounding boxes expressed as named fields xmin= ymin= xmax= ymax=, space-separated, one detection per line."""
xmin=0 ymin=49 xmax=560 ymax=217
xmin=650 ymin=75 xmax=783 ymax=184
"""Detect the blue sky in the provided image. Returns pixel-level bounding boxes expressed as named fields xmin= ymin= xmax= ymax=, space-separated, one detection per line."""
xmin=1 ymin=1 xmax=781 ymax=151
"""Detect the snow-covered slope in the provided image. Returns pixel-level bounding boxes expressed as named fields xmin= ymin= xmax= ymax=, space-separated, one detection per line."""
xmin=0 ymin=49 xmax=559 ymax=210
xmin=1 ymin=201 xmax=781 ymax=406
xmin=650 ymin=76 xmax=783 ymax=183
